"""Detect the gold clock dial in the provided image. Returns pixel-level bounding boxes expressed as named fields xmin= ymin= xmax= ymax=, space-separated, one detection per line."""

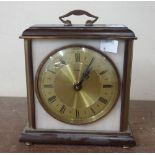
xmin=35 ymin=45 xmax=120 ymax=124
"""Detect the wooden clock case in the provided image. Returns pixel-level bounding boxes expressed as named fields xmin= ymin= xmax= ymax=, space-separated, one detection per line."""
xmin=19 ymin=10 xmax=137 ymax=147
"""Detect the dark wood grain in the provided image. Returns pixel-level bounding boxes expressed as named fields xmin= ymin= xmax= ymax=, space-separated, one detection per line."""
xmin=0 ymin=97 xmax=155 ymax=152
xmin=20 ymin=24 xmax=137 ymax=39
xmin=19 ymin=128 xmax=135 ymax=147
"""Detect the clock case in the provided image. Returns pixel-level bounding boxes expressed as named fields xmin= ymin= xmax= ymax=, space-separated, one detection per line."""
xmin=19 ymin=10 xmax=137 ymax=147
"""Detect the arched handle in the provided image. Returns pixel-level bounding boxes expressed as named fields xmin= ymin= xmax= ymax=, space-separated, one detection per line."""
xmin=59 ymin=10 xmax=98 ymax=26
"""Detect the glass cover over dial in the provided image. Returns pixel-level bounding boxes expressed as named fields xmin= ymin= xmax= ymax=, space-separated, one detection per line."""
xmin=35 ymin=45 xmax=120 ymax=124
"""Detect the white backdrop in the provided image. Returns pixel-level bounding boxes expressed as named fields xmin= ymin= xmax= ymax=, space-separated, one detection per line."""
xmin=0 ymin=1 xmax=155 ymax=100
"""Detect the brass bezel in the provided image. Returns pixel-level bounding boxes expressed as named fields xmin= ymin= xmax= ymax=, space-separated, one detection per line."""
xmin=35 ymin=44 xmax=121 ymax=125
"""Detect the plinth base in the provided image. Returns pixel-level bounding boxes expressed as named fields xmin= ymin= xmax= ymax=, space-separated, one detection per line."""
xmin=19 ymin=127 xmax=136 ymax=147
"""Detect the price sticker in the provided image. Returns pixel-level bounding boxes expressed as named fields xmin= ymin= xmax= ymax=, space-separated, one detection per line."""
xmin=100 ymin=40 xmax=118 ymax=54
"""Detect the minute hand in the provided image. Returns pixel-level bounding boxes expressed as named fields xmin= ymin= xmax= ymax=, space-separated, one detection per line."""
xmin=78 ymin=57 xmax=95 ymax=86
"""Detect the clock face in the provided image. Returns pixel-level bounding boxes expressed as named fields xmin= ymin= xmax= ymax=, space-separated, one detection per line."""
xmin=35 ymin=45 xmax=120 ymax=124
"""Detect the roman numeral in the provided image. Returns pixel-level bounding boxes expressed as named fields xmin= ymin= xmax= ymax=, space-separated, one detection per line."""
xmin=76 ymin=109 xmax=80 ymax=118
xmin=90 ymin=107 xmax=96 ymax=115
xmin=48 ymin=96 xmax=56 ymax=103
xmin=75 ymin=53 xmax=80 ymax=62
xmin=99 ymin=97 xmax=108 ymax=104
xmin=44 ymin=84 xmax=53 ymax=88
xmin=60 ymin=105 xmax=66 ymax=114
xmin=103 ymin=84 xmax=113 ymax=88
xmin=99 ymin=70 xmax=107 ymax=75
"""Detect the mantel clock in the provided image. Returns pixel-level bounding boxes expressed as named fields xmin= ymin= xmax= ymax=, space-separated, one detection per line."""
xmin=19 ymin=10 xmax=137 ymax=147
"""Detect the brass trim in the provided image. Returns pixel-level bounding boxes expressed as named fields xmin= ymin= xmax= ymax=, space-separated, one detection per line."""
xmin=24 ymin=39 xmax=36 ymax=129
xmin=59 ymin=10 xmax=98 ymax=26
xmin=120 ymin=40 xmax=133 ymax=131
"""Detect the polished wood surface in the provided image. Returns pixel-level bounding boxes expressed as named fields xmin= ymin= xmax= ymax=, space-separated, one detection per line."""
xmin=20 ymin=128 xmax=135 ymax=147
xmin=0 ymin=97 xmax=155 ymax=152
xmin=20 ymin=24 xmax=136 ymax=39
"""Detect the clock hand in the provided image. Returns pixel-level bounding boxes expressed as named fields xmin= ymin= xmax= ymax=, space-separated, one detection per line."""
xmin=77 ymin=67 xmax=92 ymax=86
xmin=79 ymin=57 xmax=95 ymax=84
xmin=74 ymin=57 xmax=95 ymax=90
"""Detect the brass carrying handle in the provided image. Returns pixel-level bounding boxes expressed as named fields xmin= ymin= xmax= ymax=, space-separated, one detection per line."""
xmin=59 ymin=10 xmax=98 ymax=26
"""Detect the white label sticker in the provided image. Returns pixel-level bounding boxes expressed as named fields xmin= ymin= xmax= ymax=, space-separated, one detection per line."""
xmin=100 ymin=40 xmax=118 ymax=54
